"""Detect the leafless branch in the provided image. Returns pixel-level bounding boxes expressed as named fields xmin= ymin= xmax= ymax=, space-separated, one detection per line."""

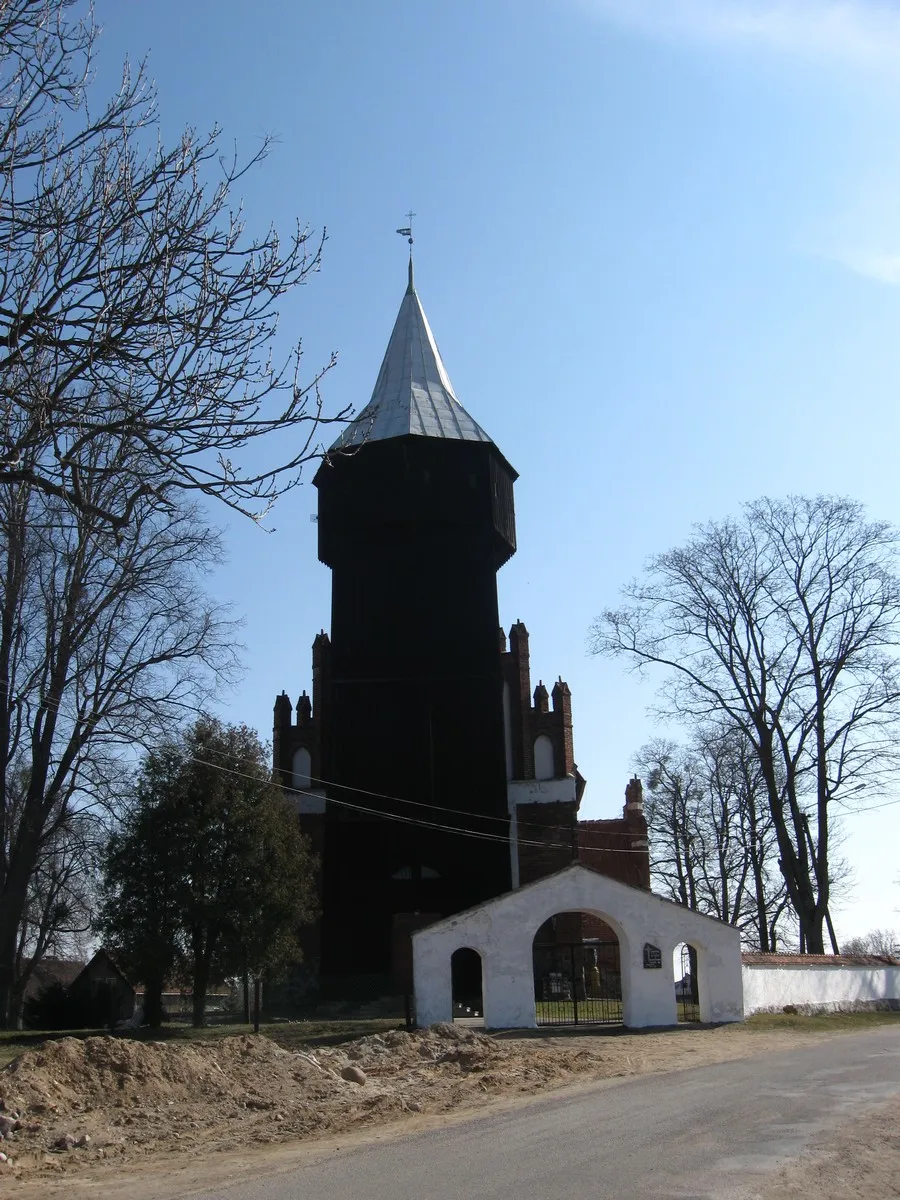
xmin=0 ymin=0 xmax=347 ymax=530
xmin=595 ymin=495 xmax=900 ymax=953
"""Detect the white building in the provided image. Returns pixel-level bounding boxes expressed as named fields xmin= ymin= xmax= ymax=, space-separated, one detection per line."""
xmin=413 ymin=863 xmax=744 ymax=1029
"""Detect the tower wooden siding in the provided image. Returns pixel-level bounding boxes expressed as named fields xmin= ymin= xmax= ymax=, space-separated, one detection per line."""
xmin=312 ymin=437 xmax=517 ymax=980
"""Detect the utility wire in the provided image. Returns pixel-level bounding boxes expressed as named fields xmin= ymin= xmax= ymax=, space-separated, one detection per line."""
xmin=187 ymin=754 xmax=651 ymax=855
xmin=288 ymin=768 xmax=644 ymax=840
xmin=290 ymin=765 xmax=900 ymax=824
xmin=834 ymin=795 xmax=900 ymax=814
xmin=16 ymin=685 xmax=899 ymax=822
xmin=7 ymin=686 xmax=899 ymax=825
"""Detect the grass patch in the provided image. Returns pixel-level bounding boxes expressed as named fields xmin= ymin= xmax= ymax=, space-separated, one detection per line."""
xmin=535 ymin=999 xmax=624 ymax=1024
xmin=745 ymin=1009 xmax=900 ymax=1033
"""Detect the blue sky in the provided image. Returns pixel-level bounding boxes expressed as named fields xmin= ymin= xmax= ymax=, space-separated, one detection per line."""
xmin=94 ymin=0 xmax=900 ymax=941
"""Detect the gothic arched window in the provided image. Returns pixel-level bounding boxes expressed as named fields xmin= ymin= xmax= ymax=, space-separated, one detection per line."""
xmin=534 ymin=734 xmax=555 ymax=781
xmin=292 ymin=747 xmax=312 ymax=790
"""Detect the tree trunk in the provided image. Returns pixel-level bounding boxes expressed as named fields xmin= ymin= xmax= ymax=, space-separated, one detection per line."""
xmin=0 ymin=860 xmax=37 ymax=1027
xmin=8 ymin=978 xmax=27 ymax=1030
xmin=0 ymin=951 xmax=14 ymax=1031
xmin=744 ymin=787 xmax=771 ymax=952
xmin=804 ymin=914 xmax=826 ymax=955
xmin=751 ymin=854 xmax=770 ymax=952
xmin=192 ymin=954 xmax=210 ymax=1027
xmin=790 ymin=814 xmax=826 ymax=953
xmin=143 ymin=973 xmax=165 ymax=1028
xmin=0 ymin=663 xmax=72 ymax=1027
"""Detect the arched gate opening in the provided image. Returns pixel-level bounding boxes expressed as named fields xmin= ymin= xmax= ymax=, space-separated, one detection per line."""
xmin=532 ymin=911 xmax=622 ymax=1026
xmin=675 ymin=942 xmax=700 ymax=1022
xmin=451 ymin=947 xmax=483 ymax=1019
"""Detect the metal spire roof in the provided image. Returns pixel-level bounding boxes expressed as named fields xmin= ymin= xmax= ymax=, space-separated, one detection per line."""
xmin=330 ymin=263 xmax=494 ymax=452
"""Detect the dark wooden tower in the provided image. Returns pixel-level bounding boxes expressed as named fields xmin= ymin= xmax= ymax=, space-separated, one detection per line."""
xmin=313 ymin=261 xmax=517 ymax=987
xmin=273 ymin=260 xmax=651 ymax=1004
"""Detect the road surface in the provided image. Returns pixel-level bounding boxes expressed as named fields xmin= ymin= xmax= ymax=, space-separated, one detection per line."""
xmin=194 ymin=1026 xmax=900 ymax=1200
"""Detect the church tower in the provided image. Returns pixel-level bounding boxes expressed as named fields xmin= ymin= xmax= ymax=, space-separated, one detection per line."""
xmin=274 ymin=255 xmax=650 ymax=1000
xmin=313 ymin=258 xmax=516 ymax=985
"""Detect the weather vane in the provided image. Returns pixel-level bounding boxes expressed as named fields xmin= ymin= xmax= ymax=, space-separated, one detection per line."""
xmin=396 ymin=211 xmax=416 ymax=291
xmin=396 ymin=211 xmax=415 ymax=246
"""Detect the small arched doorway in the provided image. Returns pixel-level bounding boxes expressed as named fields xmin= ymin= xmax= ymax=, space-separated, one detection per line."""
xmin=451 ymin=947 xmax=483 ymax=1019
xmin=675 ymin=943 xmax=700 ymax=1022
xmin=532 ymin=912 xmax=622 ymax=1026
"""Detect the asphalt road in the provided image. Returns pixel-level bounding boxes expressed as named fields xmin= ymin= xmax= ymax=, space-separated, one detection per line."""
xmin=194 ymin=1027 xmax=900 ymax=1200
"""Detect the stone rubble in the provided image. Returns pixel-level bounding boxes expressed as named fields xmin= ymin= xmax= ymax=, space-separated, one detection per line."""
xmin=340 ymin=1065 xmax=367 ymax=1085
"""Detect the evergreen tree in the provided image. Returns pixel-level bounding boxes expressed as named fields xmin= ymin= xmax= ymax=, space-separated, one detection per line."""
xmin=98 ymin=718 xmax=318 ymax=1027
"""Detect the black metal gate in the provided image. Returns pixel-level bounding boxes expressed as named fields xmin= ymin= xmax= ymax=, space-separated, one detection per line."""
xmin=676 ymin=943 xmax=700 ymax=1022
xmin=533 ymin=940 xmax=622 ymax=1026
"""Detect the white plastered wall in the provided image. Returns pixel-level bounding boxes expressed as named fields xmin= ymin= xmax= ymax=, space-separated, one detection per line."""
xmin=742 ymin=964 xmax=900 ymax=1014
xmin=412 ymin=864 xmax=743 ymax=1029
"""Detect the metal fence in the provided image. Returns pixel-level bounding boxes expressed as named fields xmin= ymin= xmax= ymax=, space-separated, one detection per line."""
xmin=533 ymin=940 xmax=622 ymax=1026
xmin=676 ymin=944 xmax=700 ymax=1022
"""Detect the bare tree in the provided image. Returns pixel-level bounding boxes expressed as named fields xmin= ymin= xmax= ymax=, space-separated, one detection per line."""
xmin=13 ymin=806 xmax=101 ymax=1007
xmin=0 ymin=0 xmax=345 ymax=530
xmin=634 ymin=738 xmax=705 ymax=912
xmin=594 ymin=496 xmax=900 ymax=954
xmin=867 ymin=929 xmax=899 ymax=957
xmin=635 ymin=731 xmax=792 ymax=950
xmin=841 ymin=929 xmax=899 ymax=957
xmin=0 ymin=437 xmax=237 ymax=1026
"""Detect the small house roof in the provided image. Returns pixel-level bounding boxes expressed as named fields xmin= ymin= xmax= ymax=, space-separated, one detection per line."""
xmin=69 ymin=948 xmax=134 ymax=991
xmin=22 ymin=957 xmax=84 ymax=1000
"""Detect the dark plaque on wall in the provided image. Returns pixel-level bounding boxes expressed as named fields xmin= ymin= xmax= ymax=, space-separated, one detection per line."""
xmin=643 ymin=943 xmax=662 ymax=969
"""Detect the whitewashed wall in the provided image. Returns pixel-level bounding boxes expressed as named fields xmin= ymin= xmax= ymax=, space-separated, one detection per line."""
xmin=412 ymin=864 xmax=743 ymax=1029
xmin=742 ymin=963 xmax=900 ymax=1015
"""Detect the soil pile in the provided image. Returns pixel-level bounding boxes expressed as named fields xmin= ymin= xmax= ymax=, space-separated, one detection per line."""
xmin=0 ymin=1021 xmax=844 ymax=1185
xmin=0 ymin=1023 xmax=596 ymax=1173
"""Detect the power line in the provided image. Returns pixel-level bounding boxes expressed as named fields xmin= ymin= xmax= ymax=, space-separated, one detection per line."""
xmin=289 ymin=768 xmax=644 ymax=840
xmin=9 ymin=680 xmax=898 ymax=825
xmin=0 ymin=699 xmax=641 ymax=838
xmin=186 ymin=754 xmax=651 ymax=855
xmin=191 ymin=749 xmax=900 ymax=827
xmin=836 ymin=795 xmax=900 ymax=814
xmin=311 ymin=793 xmax=651 ymax=857
xmin=289 ymin=764 xmax=900 ymax=827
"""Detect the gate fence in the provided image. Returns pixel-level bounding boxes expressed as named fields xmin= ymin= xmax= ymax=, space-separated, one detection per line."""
xmin=676 ymin=943 xmax=700 ymax=1022
xmin=533 ymin=940 xmax=622 ymax=1026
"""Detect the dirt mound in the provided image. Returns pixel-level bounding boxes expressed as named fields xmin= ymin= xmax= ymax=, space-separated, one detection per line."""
xmin=5 ymin=1036 xmax=246 ymax=1111
xmin=0 ymin=1025 xmax=537 ymax=1180
xmin=0 ymin=1021 xmax=841 ymax=1187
